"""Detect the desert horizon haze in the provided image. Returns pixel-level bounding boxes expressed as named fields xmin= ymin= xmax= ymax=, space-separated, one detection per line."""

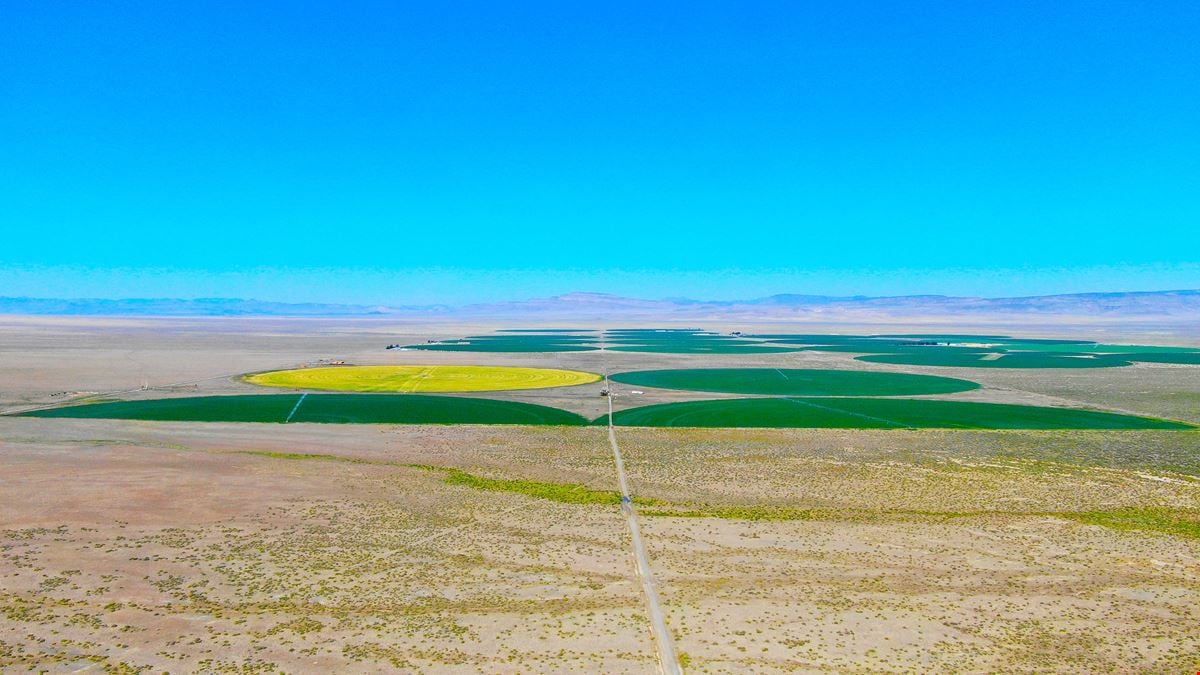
xmin=2 ymin=287 xmax=1198 ymax=312
xmin=2 ymin=290 xmax=1199 ymax=330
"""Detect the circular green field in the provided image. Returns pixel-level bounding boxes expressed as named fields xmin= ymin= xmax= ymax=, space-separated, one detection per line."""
xmin=603 ymin=398 xmax=1191 ymax=430
xmin=609 ymin=368 xmax=979 ymax=396
xmin=246 ymin=365 xmax=601 ymax=392
xmin=23 ymin=394 xmax=588 ymax=426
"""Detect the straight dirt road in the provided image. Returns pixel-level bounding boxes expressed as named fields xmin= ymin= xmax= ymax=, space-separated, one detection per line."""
xmin=605 ymin=372 xmax=683 ymax=675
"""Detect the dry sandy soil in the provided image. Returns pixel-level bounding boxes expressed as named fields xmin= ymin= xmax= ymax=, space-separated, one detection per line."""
xmin=1 ymin=317 xmax=1198 ymax=672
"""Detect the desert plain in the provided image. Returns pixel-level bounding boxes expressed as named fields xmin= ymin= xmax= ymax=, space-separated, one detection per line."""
xmin=1 ymin=316 xmax=1199 ymax=672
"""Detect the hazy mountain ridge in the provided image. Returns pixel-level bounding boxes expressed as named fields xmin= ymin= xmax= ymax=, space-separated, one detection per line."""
xmin=2 ymin=290 xmax=1198 ymax=320
xmin=0 ymin=297 xmax=448 ymax=317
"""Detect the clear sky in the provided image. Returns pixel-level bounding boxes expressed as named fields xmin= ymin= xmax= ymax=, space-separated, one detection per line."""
xmin=2 ymin=1 xmax=1197 ymax=304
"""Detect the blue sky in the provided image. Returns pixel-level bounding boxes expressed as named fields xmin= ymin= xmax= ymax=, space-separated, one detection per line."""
xmin=2 ymin=1 xmax=1197 ymax=303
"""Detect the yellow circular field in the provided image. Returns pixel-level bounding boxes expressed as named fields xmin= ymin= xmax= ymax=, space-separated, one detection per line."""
xmin=244 ymin=365 xmax=602 ymax=393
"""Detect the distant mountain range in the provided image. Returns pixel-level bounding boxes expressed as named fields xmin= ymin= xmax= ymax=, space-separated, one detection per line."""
xmin=0 ymin=297 xmax=425 ymax=317
xmin=2 ymin=290 xmax=1198 ymax=323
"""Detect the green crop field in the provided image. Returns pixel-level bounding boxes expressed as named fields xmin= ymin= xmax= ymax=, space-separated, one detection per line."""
xmin=245 ymin=365 xmax=601 ymax=392
xmin=940 ymin=340 xmax=1199 ymax=353
xmin=401 ymin=329 xmax=1200 ymax=360
xmin=1114 ymin=352 xmax=1200 ymax=364
xmin=404 ymin=334 xmax=599 ymax=352
xmin=603 ymin=397 xmax=1193 ymax=430
xmin=871 ymin=333 xmax=1023 ymax=341
xmin=857 ymin=351 xmax=1131 ymax=368
xmin=601 ymin=328 xmax=802 ymax=354
xmin=22 ymin=394 xmax=589 ymax=426
xmin=798 ymin=344 xmax=991 ymax=354
xmin=604 ymin=343 xmax=800 ymax=354
xmin=610 ymin=368 xmax=979 ymax=396
xmin=742 ymin=332 xmax=1200 ymax=368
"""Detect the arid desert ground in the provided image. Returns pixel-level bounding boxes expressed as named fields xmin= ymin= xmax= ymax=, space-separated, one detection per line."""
xmin=2 ymin=316 xmax=1199 ymax=672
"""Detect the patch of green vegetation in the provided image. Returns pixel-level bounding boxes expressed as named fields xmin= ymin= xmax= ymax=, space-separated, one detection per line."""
xmin=641 ymin=504 xmax=1022 ymax=523
xmin=641 ymin=505 xmax=825 ymax=521
xmin=610 ymin=367 xmax=979 ymax=396
xmin=642 ymin=504 xmax=1200 ymax=539
xmin=231 ymin=451 xmax=649 ymax=507
xmin=439 ymin=468 xmax=657 ymax=506
xmin=1059 ymin=507 xmax=1200 ymax=539
xmin=268 ymin=617 xmax=325 ymax=635
xmin=195 ymin=658 xmax=281 ymax=674
xmin=239 ymin=450 xmax=370 ymax=464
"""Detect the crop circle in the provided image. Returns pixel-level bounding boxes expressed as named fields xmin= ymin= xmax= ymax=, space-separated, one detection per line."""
xmin=245 ymin=365 xmax=602 ymax=392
